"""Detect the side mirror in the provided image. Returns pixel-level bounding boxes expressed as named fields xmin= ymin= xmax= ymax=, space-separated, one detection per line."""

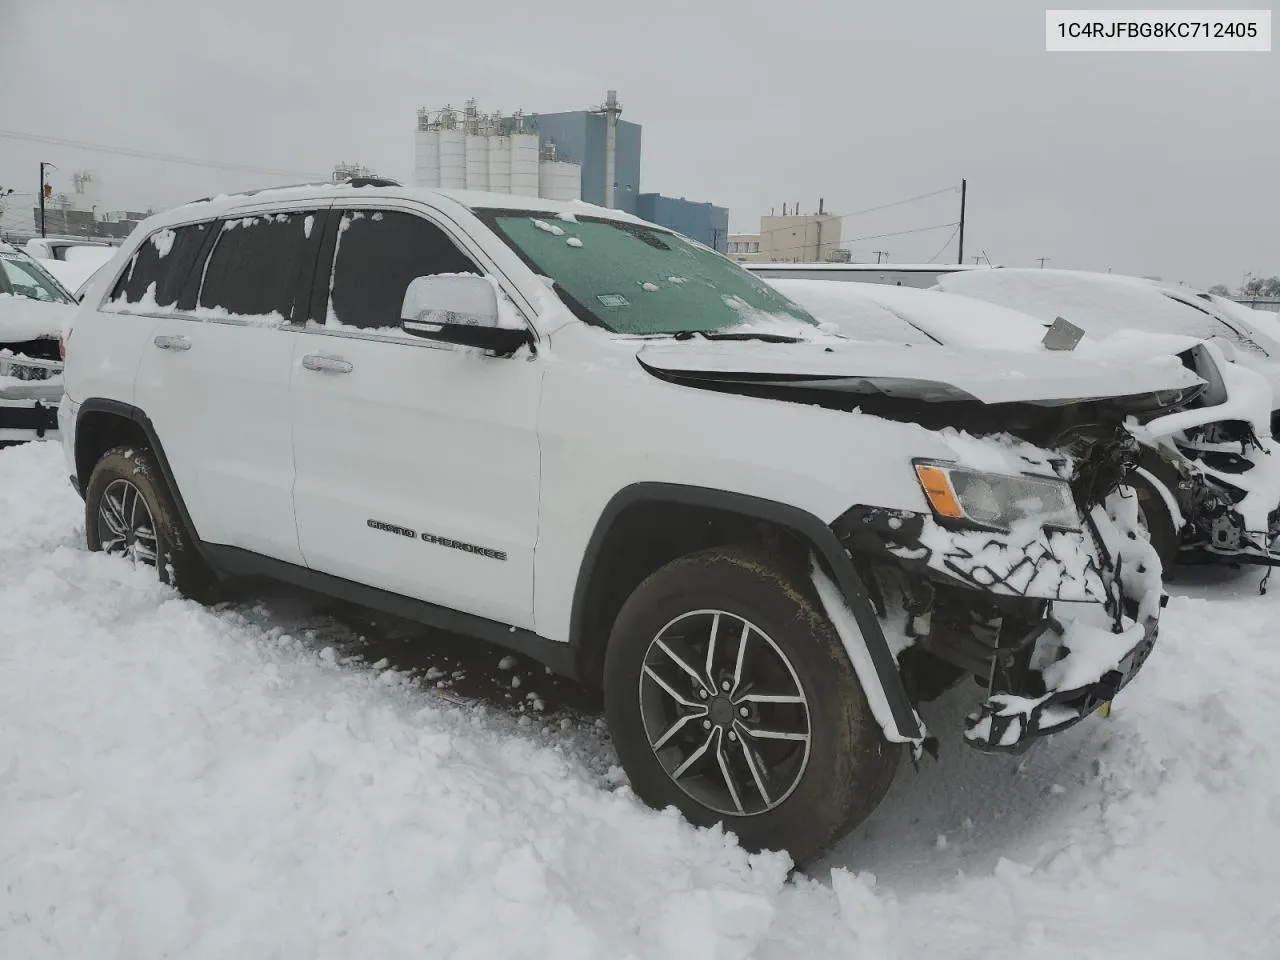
xmin=399 ymin=274 xmax=530 ymax=355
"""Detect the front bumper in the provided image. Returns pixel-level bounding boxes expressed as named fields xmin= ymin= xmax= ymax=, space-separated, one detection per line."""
xmin=836 ymin=491 xmax=1162 ymax=753
xmin=963 ymin=610 xmax=1158 ymax=752
xmin=0 ymin=397 xmax=59 ymax=445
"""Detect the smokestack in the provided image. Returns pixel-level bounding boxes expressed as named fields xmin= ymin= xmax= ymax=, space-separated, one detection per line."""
xmin=819 ymin=197 xmax=824 ymax=214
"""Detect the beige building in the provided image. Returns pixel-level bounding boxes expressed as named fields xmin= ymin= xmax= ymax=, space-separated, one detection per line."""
xmin=728 ymin=211 xmax=843 ymax=263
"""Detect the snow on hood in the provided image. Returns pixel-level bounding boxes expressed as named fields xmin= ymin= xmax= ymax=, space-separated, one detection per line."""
xmin=935 ymin=268 xmax=1236 ymax=345
xmin=771 ymin=277 xmax=1207 ymax=370
xmin=36 ymin=255 xmax=109 ymax=294
xmin=0 ymin=294 xmax=74 ymax=342
xmin=636 ymin=339 xmax=1201 ymax=407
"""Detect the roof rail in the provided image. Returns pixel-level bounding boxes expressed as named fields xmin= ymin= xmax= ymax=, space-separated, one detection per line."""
xmin=187 ymin=177 xmax=402 ymax=205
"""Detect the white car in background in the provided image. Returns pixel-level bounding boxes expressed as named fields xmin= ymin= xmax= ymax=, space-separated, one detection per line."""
xmin=29 ymin=242 xmax=119 ymax=294
xmin=936 ymin=268 xmax=1280 ymax=434
xmin=772 ymin=278 xmax=1280 ymax=573
xmin=0 ymin=243 xmax=72 ymax=446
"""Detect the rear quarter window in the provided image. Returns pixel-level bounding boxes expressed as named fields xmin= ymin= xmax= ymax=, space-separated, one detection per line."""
xmin=109 ymin=223 xmax=214 ymax=310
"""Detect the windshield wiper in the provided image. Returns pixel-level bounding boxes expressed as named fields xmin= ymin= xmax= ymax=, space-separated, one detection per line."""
xmin=669 ymin=330 xmax=801 ymax=344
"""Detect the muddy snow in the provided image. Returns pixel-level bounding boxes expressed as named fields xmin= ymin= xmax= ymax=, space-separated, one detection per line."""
xmin=2 ymin=440 xmax=1278 ymax=959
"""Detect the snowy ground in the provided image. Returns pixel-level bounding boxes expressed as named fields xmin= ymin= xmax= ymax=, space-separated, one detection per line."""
xmin=3 ymin=439 xmax=1279 ymax=959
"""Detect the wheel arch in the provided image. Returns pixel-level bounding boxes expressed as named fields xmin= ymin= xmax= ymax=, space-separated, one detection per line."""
xmin=568 ymin=482 xmax=922 ymax=742
xmin=75 ymin=399 xmax=210 ymax=566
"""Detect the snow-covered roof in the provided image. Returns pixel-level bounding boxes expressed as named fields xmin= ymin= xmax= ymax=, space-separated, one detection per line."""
xmin=162 ymin=183 xmax=648 ymax=230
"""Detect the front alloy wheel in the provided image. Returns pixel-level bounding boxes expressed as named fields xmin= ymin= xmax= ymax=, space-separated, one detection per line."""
xmin=640 ymin=610 xmax=811 ymax=816
xmin=604 ymin=547 xmax=900 ymax=866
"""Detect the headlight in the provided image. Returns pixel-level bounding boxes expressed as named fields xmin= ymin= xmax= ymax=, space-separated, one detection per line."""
xmin=913 ymin=461 xmax=1081 ymax=532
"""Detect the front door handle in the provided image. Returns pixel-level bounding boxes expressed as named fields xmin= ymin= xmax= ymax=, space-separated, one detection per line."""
xmin=302 ymin=354 xmax=353 ymax=374
xmin=153 ymin=334 xmax=191 ymax=351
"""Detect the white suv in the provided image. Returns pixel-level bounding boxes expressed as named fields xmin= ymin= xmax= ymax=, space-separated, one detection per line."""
xmin=59 ymin=182 xmax=1200 ymax=863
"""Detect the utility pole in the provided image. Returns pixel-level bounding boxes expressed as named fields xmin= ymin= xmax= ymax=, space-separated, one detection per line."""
xmin=38 ymin=161 xmax=56 ymax=238
xmin=956 ymin=178 xmax=967 ymax=265
xmin=874 ymin=250 xmax=889 ymax=264
xmin=1036 ymin=257 xmax=1050 ymax=269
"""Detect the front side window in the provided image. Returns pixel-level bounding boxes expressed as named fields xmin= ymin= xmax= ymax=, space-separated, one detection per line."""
xmin=199 ymin=213 xmax=315 ymax=323
xmin=0 ymin=253 xmax=74 ymax=304
xmin=479 ymin=211 xmax=815 ymax=336
xmin=323 ymin=209 xmax=479 ymax=330
xmin=109 ymin=222 xmax=212 ymax=310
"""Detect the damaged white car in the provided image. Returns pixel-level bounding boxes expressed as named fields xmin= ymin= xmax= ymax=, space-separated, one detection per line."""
xmin=60 ymin=186 xmax=1203 ymax=863
xmin=0 ymin=242 xmax=72 ymax=447
xmin=773 ymin=277 xmax=1280 ymax=574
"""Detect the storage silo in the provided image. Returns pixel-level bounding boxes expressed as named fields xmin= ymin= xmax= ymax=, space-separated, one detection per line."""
xmin=465 ymin=134 xmax=489 ymax=191
xmin=437 ymin=129 xmax=466 ymax=189
xmin=538 ymin=160 xmax=582 ymax=202
xmin=487 ymin=135 xmax=512 ymax=194
xmin=510 ymin=132 xmax=540 ymax=196
xmin=414 ymin=129 xmax=441 ymax=188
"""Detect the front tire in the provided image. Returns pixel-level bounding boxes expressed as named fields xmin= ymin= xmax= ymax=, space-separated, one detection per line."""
xmin=1131 ymin=475 xmax=1180 ymax=572
xmin=84 ymin=445 xmax=216 ymax=600
xmin=603 ymin=547 xmax=898 ymax=866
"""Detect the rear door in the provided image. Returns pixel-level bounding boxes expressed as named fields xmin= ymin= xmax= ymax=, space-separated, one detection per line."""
xmin=133 ymin=207 xmax=328 ymax=564
xmin=290 ymin=205 xmax=542 ymax=628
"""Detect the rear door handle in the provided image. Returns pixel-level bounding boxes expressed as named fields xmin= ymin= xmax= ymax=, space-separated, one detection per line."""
xmin=153 ymin=334 xmax=191 ymax=351
xmin=302 ymin=354 xmax=353 ymax=374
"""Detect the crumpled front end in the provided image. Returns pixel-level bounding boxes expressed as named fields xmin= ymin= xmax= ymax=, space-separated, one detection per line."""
xmin=833 ymin=428 xmax=1163 ymax=753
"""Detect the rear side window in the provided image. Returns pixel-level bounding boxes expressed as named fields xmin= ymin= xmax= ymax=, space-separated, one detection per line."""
xmin=109 ymin=223 xmax=213 ymax=310
xmin=199 ymin=213 xmax=315 ymax=324
xmin=324 ymin=210 xmax=479 ymax=330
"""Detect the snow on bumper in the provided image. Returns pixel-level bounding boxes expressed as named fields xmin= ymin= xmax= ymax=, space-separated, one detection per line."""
xmin=836 ymin=489 xmax=1163 ymax=753
xmin=963 ymin=611 xmax=1157 ymax=751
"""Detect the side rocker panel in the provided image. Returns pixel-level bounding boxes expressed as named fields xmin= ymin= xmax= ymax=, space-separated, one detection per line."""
xmin=569 ymin=482 xmax=923 ymax=742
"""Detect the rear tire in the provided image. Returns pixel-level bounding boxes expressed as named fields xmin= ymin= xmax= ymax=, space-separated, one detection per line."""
xmin=603 ymin=547 xmax=899 ymax=866
xmin=84 ymin=445 xmax=216 ymax=601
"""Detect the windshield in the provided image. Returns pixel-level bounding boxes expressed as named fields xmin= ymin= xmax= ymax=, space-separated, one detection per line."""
xmin=0 ymin=253 xmax=74 ymax=304
xmin=479 ymin=210 xmax=817 ymax=335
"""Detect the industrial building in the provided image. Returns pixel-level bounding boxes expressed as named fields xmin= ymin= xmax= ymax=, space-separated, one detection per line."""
xmin=729 ymin=203 xmax=843 ymax=263
xmin=414 ymin=101 xmax=583 ymax=202
xmin=412 ymin=91 xmax=729 ymax=251
xmin=636 ymin=194 xmax=729 ymax=253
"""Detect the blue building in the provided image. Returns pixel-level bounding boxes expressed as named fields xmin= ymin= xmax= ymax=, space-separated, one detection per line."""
xmin=528 ymin=109 xmax=642 ymax=215
xmin=635 ymin=194 xmax=730 ymax=254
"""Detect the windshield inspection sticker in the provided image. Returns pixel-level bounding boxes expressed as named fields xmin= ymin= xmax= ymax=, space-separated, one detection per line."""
xmin=597 ymin=294 xmax=630 ymax=307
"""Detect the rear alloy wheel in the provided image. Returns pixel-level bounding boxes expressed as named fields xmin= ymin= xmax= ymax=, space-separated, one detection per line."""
xmin=95 ymin=477 xmax=160 ymax=568
xmin=84 ymin=445 xmax=217 ymax=600
xmin=605 ymin=547 xmax=899 ymax=866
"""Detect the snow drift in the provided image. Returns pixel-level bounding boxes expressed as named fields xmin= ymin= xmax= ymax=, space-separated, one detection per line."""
xmin=2 ymin=440 xmax=1278 ymax=958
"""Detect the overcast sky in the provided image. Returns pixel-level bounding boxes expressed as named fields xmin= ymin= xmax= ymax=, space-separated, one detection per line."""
xmin=1 ymin=0 xmax=1275 ymax=287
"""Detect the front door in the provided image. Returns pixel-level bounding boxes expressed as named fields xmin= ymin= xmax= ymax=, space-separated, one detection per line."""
xmin=290 ymin=206 xmax=542 ymax=628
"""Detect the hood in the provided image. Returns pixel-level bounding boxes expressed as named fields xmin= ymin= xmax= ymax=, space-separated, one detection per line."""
xmin=636 ymin=340 xmax=1202 ymax=407
xmin=0 ymin=296 xmax=74 ymax=342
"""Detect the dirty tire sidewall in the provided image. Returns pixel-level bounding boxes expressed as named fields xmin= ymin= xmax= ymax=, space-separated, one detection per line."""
xmin=84 ymin=445 xmax=215 ymax=601
xmin=603 ymin=547 xmax=899 ymax=867
xmin=1132 ymin=476 xmax=1180 ymax=573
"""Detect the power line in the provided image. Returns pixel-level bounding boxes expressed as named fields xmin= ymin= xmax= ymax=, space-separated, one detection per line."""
xmin=765 ymin=221 xmax=960 ymax=259
xmin=753 ymin=184 xmax=960 ymax=241
xmin=0 ymin=129 xmax=325 ymax=179
xmin=925 ymin=223 xmax=961 ymax=264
